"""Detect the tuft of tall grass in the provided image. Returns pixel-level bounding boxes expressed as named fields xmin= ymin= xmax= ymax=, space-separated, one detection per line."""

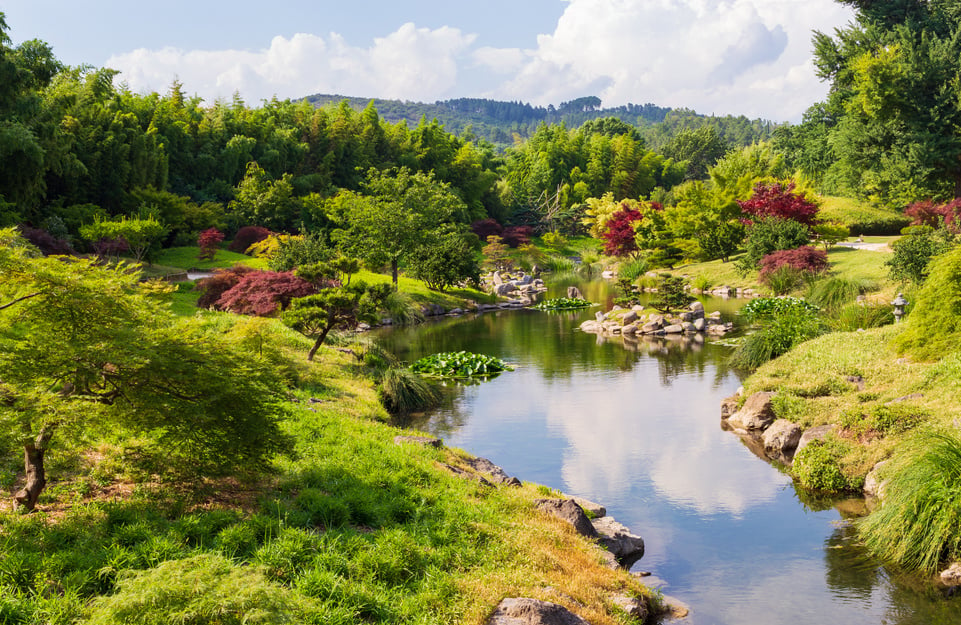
xmin=617 ymin=257 xmax=649 ymax=282
xmin=857 ymin=428 xmax=961 ymax=573
xmin=539 ymin=254 xmax=577 ymax=273
xmin=378 ymin=367 xmax=441 ymax=415
xmin=830 ymin=302 xmax=893 ymax=332
xmin=806 ymin=277 xmax=876 ymax=312
xmin=730 ymin=309 xmax=826 ymax=370
xmin=384 ymin=291 xmax=425 ymax=326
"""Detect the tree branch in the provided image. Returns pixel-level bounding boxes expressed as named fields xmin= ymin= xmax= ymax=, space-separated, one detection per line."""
xmin=0 ymin=291 xmax=43 ymax=311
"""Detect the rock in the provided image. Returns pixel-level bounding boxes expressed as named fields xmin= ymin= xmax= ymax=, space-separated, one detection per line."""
xmin=496 ymin=283 xmax=517 ymax=296
xmin=762 ymin=419 xmax=802 ymax=457
xmin=621 ymin=324 xmax=638 ymax=335
xmin=610 ymin=594 xmax=648 ymax=621
xmin=845 ymin=375 xmax=865 ymax=391
xmin=885 ymin=392 xmax=924 ymax=405
xmin=621 ymin=310 xmax=638 ymax=325
xmin=441 ymin=463 xmax=493 ymax=486
xmin=465 ymin=456 xmax=521 ymax=486
xmin=567 ymin=496 xmax=606 ymax=518
xmin=394 ymin=435 xmax=442 ymax=448
xmin=863 ymin=460 xmax=888 ymax=499
xmin=579 ymin=320 xmax=600 ymax=333
xmin=492 ymin=272 xmax=505 ymax=286
xmin=679 ymin=311 xmax=693 ymax=322
xmin=487 ymin=598 xmax=590 ymax=625
xmin=591 ymin=516 xmax=644 ymax=566
xmin=681 ymin=322 xmax=696 ymax=333
xmin=640 ymin=321 xmax=660 ymax=334
xmin=595 ymin=311 xmax=607 ymax=322
xmin=663 ymin=324 xmax=684 ymax=334
xmin=515 ymin=274 xmax=533 ymax=286
xmin=727 ymin=391 xmax=777 ymax=431
xmin=535 ymin=499 xmax=598 ymax=538
xmin=795 ymin=424 xmax=836 ymax=455
xmin=708 ymin=310 xmax=722 ymax=319
xmin=693 ymin=318 xmax=706 ymax=331
xmin=940 ymin=563 xmax=961 ymax=586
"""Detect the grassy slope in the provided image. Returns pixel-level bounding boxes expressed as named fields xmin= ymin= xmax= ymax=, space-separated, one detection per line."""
xmin=0 ymin=314 xmax=650 ymax=625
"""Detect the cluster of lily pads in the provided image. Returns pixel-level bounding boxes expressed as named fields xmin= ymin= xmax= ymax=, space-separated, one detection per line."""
xmin=410 ymin=351 xmax=514 ymax=378
xmin=531 ymin=297 xmax=595 ymax=311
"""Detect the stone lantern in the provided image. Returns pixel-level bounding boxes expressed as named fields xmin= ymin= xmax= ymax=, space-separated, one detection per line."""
xmin=892 ymin=293 xmax=908 ymax=323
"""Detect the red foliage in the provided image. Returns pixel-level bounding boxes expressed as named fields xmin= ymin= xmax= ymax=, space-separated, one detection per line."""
xmin=216 ymin=270 xmax=317 ymax=316
xmin=905 ymin=199 xmax=961 ymax=232
xmin=602 ymin=206 xmax=643 ymax=257
xmin=737 ymin=182 xmax=819 ymax=227
xmin=470 ymin=219 xmax=504 ymax=241
xmin=758 ymin=246 xmax=828 ymax=281
xmin=197 ymin=228 xmax=225 ymax=260
xmin=228 ymin=226 xmax=271 ymax=253
xmin=92 ymin=237 xmax=130 ymax=260
xmin=18 ymin=225 xmax=74 ymax=256
xmin=502 ymin=225 xmax=534 ymax=248
xmin=195 ymin=265 xmax=257 ymax=309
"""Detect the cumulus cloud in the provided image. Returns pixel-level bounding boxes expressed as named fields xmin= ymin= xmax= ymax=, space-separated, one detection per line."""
xmin=108 ymin=23 xmax=475 ymax=103
xmin=107 ymin=0 xmax=853 ymax=120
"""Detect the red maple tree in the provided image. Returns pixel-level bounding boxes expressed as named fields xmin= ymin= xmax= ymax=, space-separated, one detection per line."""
xmin=738 ymin=182 xmax=819 ymax=227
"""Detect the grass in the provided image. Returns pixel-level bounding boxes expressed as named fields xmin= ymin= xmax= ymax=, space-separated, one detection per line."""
xmin=743 ymin=324 xmax=961 ymax=485
xmin=152 ymin=246 xmax=268 ymax=271
xmin=0 ymin=313 xmax=653 ymax=625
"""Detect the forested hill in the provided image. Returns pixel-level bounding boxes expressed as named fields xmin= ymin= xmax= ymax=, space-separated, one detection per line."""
xmin=302 ymin=93 xmax=778 ymax=149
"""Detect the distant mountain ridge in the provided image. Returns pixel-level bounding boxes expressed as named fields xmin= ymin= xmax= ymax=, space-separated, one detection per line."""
xmin=302 ymin=94 xmax=778 ymax=149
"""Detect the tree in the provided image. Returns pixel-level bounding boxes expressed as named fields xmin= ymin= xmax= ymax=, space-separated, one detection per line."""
xmin=284 ymin=280 xmax=392 ymax=361
xmin=736 ymin=216 xmax=813 ymax=272
xmin=601 ymin=205 xmax=643 ymax=257
xmin=737 ymin=181 xmax=820 ymax=227
xmin=229 ymin=162 xmax=300 ymax=232
xmin=197 ymin=227 xmax=224 ymax=261
xmin=886 ymin=225 xmax=956 ymax=285
xmin=660 ymin=125 xmax=730 ymax=181
xmin=215 ymin=270 xmax=317 ymax=316
xmin=407 ymin=227 xmax=481 ymax=290
xmin=0 ymin=228 xmax=285 ymax=510
xmin=334 ymin=168 xmax=465 ymax=285
xmin=79 ymin=215 xmax=167 ymax=263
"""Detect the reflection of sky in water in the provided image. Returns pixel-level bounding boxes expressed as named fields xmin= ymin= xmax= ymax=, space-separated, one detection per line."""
xmin=378 ymin=299 xmax=950 ymax=625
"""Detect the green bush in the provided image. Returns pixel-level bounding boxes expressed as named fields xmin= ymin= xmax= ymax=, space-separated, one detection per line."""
xmin=886 ymin=226 xmax=955 ymax=285
xmin=739 ymin=296 xmax=819 ymax=323
xmin=617 ymin=257 xmax=649 ymax=282
xmin=731 ymin=304 xmax=825 ymax=370
xmin=893 ymin=245 xmax=961 ymax=360
xmin=793 ymin=438 xmax=857 ymax=493
xmin=858 ymin=429 xmax=961 ymax=572
xmin=736 ymin=216 xmax=812 ymax=272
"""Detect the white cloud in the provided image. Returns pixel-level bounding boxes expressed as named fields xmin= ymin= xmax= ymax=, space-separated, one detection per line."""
xmin=106 ymin=0 xmax=853 ymax=120
xmin=108 ymin=23 xmax=476 ymax=103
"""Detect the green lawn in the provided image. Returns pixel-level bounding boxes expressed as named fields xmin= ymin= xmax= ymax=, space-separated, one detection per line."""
xmin=153 ymin=246 xmax=268 ymax=271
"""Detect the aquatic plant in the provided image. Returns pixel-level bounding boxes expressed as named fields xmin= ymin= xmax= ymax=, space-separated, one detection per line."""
xmin=531 ymin=298 xmax=595 ymax=311
xmin=410 ymin=351 xmax=513 ymax=378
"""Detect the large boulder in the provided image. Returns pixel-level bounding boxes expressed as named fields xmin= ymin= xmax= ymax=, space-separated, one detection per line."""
xmin=465 ymin=456 xmax=521 ymax=486
xmin=569 ymin=496 xmax=606 ymax=518
xmin=727 ymin=392 xmax=777 ymax=431
xmin=487 ymin=598 xmax=590 ymax=625
xmin=795 ymin=424 xmax=835 ymax=455
xmin=940 ymin=563 xmax=961 ymax=587
xmin=591 ymin=516 xmax=644 ymax=566
xmin=663 ymin=324 xmax=685 ymax=334
xmin=762 ymin=419 xmax=802 ymax=457
xmin=496 ymin=283 xmax=517 ymax=296
xmin=535 ymin=499 xmax=597 ymax=538
xmin=863 ymin=460 xmax=889 ymax=499
xmin=621 ymin=310 xmax=638 ymax=325
xmin=720 ymin=394 xmax=741 ymax=419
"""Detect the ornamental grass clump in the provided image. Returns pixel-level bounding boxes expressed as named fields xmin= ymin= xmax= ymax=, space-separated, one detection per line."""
xmin=858 ymin=429 xmax=961 ymax=573
xmin=410 ymin=351 xmax=513 ymax=378
xmin=732 ymin=297 xmax=825 ymax=370
xmin=378 ymin=367 xmax=441 ymax=415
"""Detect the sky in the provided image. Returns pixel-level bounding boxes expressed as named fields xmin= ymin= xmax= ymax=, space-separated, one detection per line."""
xmin=3 ymin=0 xmax=855 ymax=123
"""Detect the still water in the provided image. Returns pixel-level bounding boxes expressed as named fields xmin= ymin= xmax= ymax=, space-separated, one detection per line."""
xmin=376 ymin=277 xmax=957 ymax=625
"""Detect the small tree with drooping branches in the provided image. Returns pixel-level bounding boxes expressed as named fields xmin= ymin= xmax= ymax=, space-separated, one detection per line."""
xmin=601 ymin=206 xmax=643 ymax=257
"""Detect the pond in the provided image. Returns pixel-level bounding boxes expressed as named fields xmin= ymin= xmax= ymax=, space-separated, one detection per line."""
xmin=374 ymin=275 xmax=956 ymax=625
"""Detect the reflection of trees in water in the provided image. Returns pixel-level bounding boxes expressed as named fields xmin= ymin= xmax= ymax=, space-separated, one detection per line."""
xmin=824 ymin=521 xmax=880 ymax=599
xmin=880 ymin=571 xmax=961 ymax=625
xmin=390 ymin=383 xmax=466 ymax=439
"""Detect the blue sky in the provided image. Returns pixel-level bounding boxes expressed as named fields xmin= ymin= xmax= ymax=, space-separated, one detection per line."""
xmin=4 ymin=0 xmax=854 ymax=122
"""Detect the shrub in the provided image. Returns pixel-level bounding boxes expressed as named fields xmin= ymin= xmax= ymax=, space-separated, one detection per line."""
xmin=759 ymin=246 xmax=828 ymax=281
xmin=228 ymin=226 xmax=271 ymax=254
xmin=811 ymin=221 xmax=850 ymax=250
xmin=648 ymin=275 xmax=694 ymax=313
xmin=731 ymin=301 xmax=825 ymax=369
xmin=195 ymin=265 xmax=257 ymax=309
xmin=502 ymin=225 xmax=534 ymax=248
xmin=894 ymin=245 xmax=961 ymax=360
xmin=267 ymin=232 xmax=332 ymax=272
xmin=481 ymin=235 xmax=512 ymax=272
xmin=197 ymin=228 xmax=224 ymax=261
xmin=617 ymin=257 xmax=649 ymax=282
xmin=17 ymin=225 xmax=74 ymax=256
xmin=470 ymin=218 xmax=503 ymax=241
xmin=736 ymin=216 xmax=812 ymax=271
xmin=601 ymin=206 xmax=643 ymax=257
xmin=407 ymin=229 xmax=481 ymax=291
xmin=761 ymin=265 xmax=805 ymax=295
xmin=216 ymin=271 xmax=317 ymax=316
xmin=737 ymin=181 xmax=819 ymax=227
xmin=739 ymin=296 xmax=819 ymax=323
xmin=838 ymin=404 xmax=925 ymax=438
xmin=540 ymin=231 xmax=568 ymax=251
xmin=692 ymin=274 xmax=714 ymax=292
xmin=793 ymin=437 xmax=858 ymax=493
xmin=904 ymin=198 xmax=961 ymax=232
xmin=857 ymin=429 xmax=961 ymax=572
xmin=885 ymin=226 xmax=955 ymax=284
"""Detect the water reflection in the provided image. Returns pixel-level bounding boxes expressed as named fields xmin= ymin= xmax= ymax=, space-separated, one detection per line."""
xmin=373 ymin=279 xmax=954 ymax=624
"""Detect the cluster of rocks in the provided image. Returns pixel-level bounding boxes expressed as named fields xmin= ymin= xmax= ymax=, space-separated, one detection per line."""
xmin=579 ymin=301 xmax=733 ymax=338
xmin=394 ymin=434 xmax=662 ymax=624
xmin=482 ymin=271 xmax=548 ymax=300
xmin=721 ymin=390 xmax=961 ymax=590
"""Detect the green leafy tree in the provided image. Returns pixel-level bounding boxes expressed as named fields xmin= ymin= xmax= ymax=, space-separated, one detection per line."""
xmin=736 ymin=216 xmax=812 ymax=272
xmin=79 ymin=215 xmax=167 ymax=263
xmin=229 ymin=162 xmax=300 ymax=232
xmin=0 ymin=228 xmax=285 ymax=510
xmin=886 ymin=225 xmax=956 ymax=285
xmin=407 ymin=226 xmax=481 ymax=291
xmin=334 ymin=168 xmax=465 ymax=285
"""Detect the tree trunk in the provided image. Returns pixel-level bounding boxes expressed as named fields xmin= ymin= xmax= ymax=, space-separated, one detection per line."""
xmin=14 ymin=426 xmax=55 ymax=512
xmin=391 ymin=259 xmax=399 ymax=286
xmin=306 ymin=325 xmax=333 ymax=361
